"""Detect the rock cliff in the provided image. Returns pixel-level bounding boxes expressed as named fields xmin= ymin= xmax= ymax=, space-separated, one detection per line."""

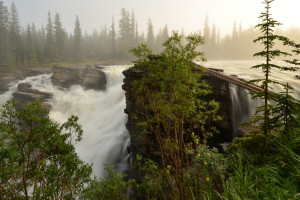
xmin=52 ymin=65 xmax=107 ymax=90
xmin=13 ymin=83 xmax=53 ymax=110
xmin=122 ymin=66 xmax=252 ymax=167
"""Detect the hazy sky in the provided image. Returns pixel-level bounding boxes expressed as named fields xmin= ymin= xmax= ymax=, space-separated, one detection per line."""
xmin=2 ymin=0 xmax=300 ymax=37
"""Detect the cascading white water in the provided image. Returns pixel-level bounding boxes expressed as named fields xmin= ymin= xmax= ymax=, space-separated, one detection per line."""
xmin=0 ymin=65 xmax=131 ymax=179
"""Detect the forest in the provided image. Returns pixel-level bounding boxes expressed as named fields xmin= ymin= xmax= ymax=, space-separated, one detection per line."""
xmin=1 ymin=0 xmax=300 ymax=70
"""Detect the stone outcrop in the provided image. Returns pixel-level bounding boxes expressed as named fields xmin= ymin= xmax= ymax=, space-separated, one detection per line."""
xmin=122 ymin=66 xmax=254 ymax=167
xmin=13 ymin=83 xmax=53 ymax=110
xmin=0 ymin=68 xmax=52 ymax=94
xmin=52 ymin=65 xmax=107 ymax=90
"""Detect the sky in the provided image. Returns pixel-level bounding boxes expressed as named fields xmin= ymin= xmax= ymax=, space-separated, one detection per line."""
xmin=2 ymin=0 xmax=300 ymax=37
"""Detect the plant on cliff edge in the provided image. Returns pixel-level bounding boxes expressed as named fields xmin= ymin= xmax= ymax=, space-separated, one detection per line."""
xmin=130 ymin=32 xmax=223 ymax=200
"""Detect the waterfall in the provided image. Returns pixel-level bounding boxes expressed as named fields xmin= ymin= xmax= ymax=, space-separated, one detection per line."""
xmin=229 ymin=83 xmax=262 ymax=137
xmin=0 ymin=65 xmax=131 ymax=179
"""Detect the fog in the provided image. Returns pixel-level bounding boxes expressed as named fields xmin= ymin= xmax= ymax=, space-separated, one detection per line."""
xmin=2 ymin=0 xmax=300 ymax=37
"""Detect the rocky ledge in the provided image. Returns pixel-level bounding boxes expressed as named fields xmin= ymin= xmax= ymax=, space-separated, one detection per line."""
xmin=13 ymin=83 xmax=53 ymax=110
xmin=52 ymin=65 xmax=107 ymax=90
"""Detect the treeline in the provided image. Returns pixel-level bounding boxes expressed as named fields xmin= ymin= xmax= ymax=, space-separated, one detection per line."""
xmin=0 ymin=1 xmax=169 ymax=69
xmin=1 ymin=0 xmax=300 ymax=69
xmin=201 ymin=17 xmax=300 ymax=60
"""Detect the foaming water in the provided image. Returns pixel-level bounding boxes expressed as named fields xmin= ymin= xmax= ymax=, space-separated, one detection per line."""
xmin=0 ymin=74 xmax=53 ymax=105
xmin=49 ymin=65 xmax=131 ymax=178
xmin=0 ymin=65 xmax=131 ymax=179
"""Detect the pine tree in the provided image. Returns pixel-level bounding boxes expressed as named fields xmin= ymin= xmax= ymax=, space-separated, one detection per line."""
xmin=146 ymin=18 xmax=155 ymax=50
xmin=73 ymin=15 xmax=84 ymax=63
xmin=130 ymin=10 xmax=136 ymax=47
xmin=0 ymin=2 xmax=13 ymax=68
xmin=248 ymin=0 xmax=294 ymax=137
xmin=282 ymin=38 xmax=300 ymax=79
xmin=203 ymin=14 xmax=211 ymax=57
xmin=45 ymin=11 xmax=56 ymax=62
xmin=269 ymin=83 xmax=300 ymax=136
xmin=109 ymin=16 xmax=116 ymax=59
xmin=54 ymin=13 xmax=67 ymax=61
xmin=9 ymin=1 xmax=23 ymax=68
xmin=118 ymin=8 xmax=131 ymax=59
xmin=25 ymin=24 xmax=38 ymax=67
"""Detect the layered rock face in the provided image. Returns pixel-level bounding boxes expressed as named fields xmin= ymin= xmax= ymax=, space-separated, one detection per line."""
xmin=13 ymin=83 xmax=53 ymax=110
xmin=11 ymin=65 xmax=108 ymax=110
xmin=52 ymin=65 xmax=107 ymax=90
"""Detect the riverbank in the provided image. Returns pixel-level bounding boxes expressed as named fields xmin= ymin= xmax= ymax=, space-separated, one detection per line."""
xmin=0 ymin=67 xmax=52 ymax=94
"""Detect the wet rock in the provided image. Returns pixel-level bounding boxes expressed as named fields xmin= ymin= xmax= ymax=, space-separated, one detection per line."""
xmin=122 ymin=66 xmax=253 ymax=173
xmin=13 ymin=83 xmax=53 ymax=110
xmin=52 ymin=65 xmax=107 ymax=90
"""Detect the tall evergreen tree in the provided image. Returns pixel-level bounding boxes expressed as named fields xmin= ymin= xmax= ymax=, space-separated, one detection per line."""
xmin=146 ymin=18 xmax=155 ymax=50
xmin=73 ymin=15 xmax=84 ymax=63
xmin=109 ymin=16 xmax=116 ymax=59
xmin=54 ymin=13 xmax=67 ymax=61
xmin=45 ymin=11 xmax=56 ymax=62
xmin=0 ymin=1 xmax=13 ymax=68
xmin=25 ymin=24 xmax=38 ymax=67
xmin=248 ymin=0 xmax=293 ymax=137
xmin=203 ymin=14 xmax=211 ymax=56
xmin=9 ymin=1 xmax=23 ymax=67
xmin=118 ymin=8 xmax=130 ymax=58
xmin=130 ymin=10 xmax=136 ymax=47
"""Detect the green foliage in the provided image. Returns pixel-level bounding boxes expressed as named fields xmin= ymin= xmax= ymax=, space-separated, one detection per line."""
xmin=83 ymin=164 xmax=135 ymax=200
xmin=222 ymin=138 xmax=300 ymax=200
xmin=129 ymin=32 xmax=222 ymax=199
xmin=0 ymin=100 xmax=92 ymax=199
xmin=239 ymin=0 xmax=300 ymax=152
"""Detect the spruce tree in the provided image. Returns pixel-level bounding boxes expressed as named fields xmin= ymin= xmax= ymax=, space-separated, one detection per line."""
xmin=118 ymin=8 xmax=131 ymax=59
xmin=45 ymin=11 xmax=56 ymax=62
xmin=130 ymin=10 xmax=136 ymax=47
xmin=146 ymin=18 xmax=155 ymax=50
xmin=248 ymin=0 xmax=296 ymax=138
xmin=54 ymin=13 xmax=67 ymax=61
xmin=109 ymin=16 xmax=116 ymax=59
xmin=25 ymin=24 xmax=38 ymax=67
xmin=9 ymin=1 xmax=23 ymax=68
xmin=73 ymin=15 xmax=84 ymax=63
xmin=0 ymin=2 xmax=13 ymax=68
xmin=282 ymin=38 xmax=300 ymax=79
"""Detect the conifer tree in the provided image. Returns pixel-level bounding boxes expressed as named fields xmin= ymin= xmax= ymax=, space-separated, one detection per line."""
xmin=282 ymin=38 xmax=300 ymax=79
xmin=118 ymin=8 xmax=131 ymax=59
xmin=45 ymin=11 xmax=56 ymax=62
xmin=73 ymin=15 xmax=84 ymax=63
xmin=0 ymin=2 xmax=13 ymax=68
xmin=248 ymin=0 xmax=295 ymax=137
xmin=110 ymin=16 xmax=116 ymax=59
xmin=54 ymin=13 xmax=67 ymax=61
xmin=130 ymin=10 xmax=136 ymax=47
xmin=9 ymin=1 xmax=23 ymax=67
xmin=25 ymin=24 xmax=38 ymax=67
xmin=146 ymin=18 xmax=155 ymax=50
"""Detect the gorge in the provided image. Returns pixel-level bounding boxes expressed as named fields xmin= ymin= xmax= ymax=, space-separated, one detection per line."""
xmin=0 ymin=62 xmax=298 ymax=179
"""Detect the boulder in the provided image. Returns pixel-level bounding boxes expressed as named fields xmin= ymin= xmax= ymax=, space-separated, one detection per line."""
xmin=13 ymin=83 xmax=53 ymax=110
xmin=52 ymin=65 xmax=107 ymax=90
